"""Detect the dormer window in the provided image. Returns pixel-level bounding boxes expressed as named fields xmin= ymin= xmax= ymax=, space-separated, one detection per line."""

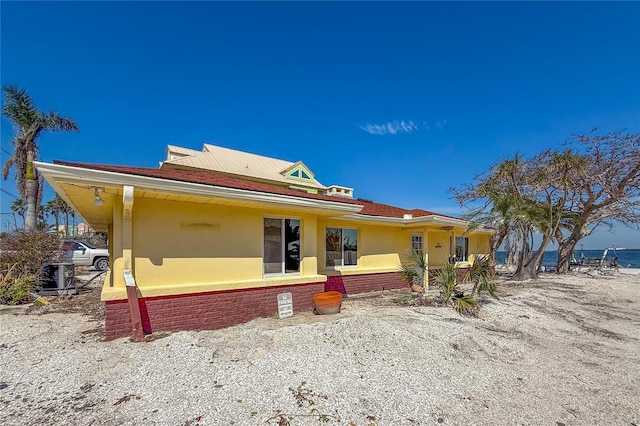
xmin=284 ymin=162 xmax=315 ymax=183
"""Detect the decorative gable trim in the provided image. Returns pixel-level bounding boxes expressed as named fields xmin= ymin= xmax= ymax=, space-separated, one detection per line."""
xmin=282 ymin=161 xmax=315 ymax=183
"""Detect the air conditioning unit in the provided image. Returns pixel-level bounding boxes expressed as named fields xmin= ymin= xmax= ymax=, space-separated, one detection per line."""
xmin=40 ymin=263 xmax=76 ymax=296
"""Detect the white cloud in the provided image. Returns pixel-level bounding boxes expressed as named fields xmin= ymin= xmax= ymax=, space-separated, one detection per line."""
xmin=359 ymin=120 xmax=418 ymax=135
xmin=435 ymin=119 xmax=447 ymax=130
xmin=359 ymin=119 xmax=448 ymax=135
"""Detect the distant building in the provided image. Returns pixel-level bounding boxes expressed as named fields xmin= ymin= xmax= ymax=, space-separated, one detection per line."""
xmin=57 ymin=224 xmax=78 ymax=237
xmin=77 ymin=223 xmax=90 ymax=235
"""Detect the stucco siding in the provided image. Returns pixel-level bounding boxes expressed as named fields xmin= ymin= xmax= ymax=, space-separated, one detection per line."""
xmin=317 ymin=220 xmax=409 ymax=274
xmin=104 ymin=197 xmax=323 ymax=301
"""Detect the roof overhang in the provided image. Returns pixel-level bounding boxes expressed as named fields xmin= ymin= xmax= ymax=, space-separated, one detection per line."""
xmin=35 ymin=161 xmax=363 ymax=231
xmin=328 ymin=212 xmax=494 ymax=233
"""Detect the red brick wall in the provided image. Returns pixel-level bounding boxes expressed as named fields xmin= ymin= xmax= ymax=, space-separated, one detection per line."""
xmin=326 ymin=272 xmax=407 ymax=295
xmin=105 ymin=281 xmax=325 ymax=341
xmin=105 ymin=272 xmax=409 ymax=341
xmin=105 ymin=300 xmax=133 ymax=341
xmin=428 ymin=267 xmax=470 ymax=284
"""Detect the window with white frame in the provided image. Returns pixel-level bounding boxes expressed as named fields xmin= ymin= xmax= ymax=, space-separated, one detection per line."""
xmin=411 ymin=233 xmax=423 ymax=254
xmin=455 ymin=236 xmax=469 ymax=262
xmin=325 ymin=227 xmax=358 ymax=268
xmin=264 ymin=218 xmax=300 ymax=274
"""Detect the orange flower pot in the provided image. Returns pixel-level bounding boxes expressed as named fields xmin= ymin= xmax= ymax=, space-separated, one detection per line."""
xmin=313 ymin=291 xmax=343 ymax=315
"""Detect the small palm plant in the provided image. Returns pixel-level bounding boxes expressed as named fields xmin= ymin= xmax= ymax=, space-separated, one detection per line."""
xmin=398 ymin=249 xmax=427 ymax=291
xmin=464 ymin=255 xmax=498 ymax=299
xmin=433 ymin=263 xmax=457 ymax=301
xmin=434 ymin=263 xmax=479 ymax=316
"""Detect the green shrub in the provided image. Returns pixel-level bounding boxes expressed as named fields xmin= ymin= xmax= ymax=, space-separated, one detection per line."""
xmin=0 ymin=271 xmax=38 ymax=305
xmin=0 ymin=230 xmax=63 ymax=305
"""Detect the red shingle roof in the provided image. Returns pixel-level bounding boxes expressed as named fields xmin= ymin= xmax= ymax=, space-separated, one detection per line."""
xmin=53 ymin=160 xmax=459 ymax=220
xmin=358 ymin=203 xmax=446 ymax=218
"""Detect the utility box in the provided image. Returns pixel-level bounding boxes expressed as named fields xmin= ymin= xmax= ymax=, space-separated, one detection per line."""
xmin=40 ymin=263 xmax=76 ymax=296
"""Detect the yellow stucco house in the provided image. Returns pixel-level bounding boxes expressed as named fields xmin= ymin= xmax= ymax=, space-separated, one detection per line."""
xmin=35 ymin=144 xmax=491 ymax=340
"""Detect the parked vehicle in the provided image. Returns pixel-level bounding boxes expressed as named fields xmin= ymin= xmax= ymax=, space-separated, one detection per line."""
xmin=61 ymin=240 xmax=109 ymax=271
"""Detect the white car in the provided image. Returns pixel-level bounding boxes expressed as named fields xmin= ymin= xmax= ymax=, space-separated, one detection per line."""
xmin=61 ymin=240 xmax=109 ymax=271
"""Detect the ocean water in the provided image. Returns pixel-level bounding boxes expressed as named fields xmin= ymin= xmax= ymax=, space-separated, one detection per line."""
xmin=495 ymin=249 xmax=640 ymax=269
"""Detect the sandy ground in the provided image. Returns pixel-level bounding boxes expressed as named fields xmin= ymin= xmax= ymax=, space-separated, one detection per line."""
xmin=1 ymin=271 xmax=639 ymax=425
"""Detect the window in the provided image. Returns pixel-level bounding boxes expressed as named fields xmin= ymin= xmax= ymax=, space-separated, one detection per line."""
xmin=455 ymin=236 xmax=469 ymax=262
xmin=411 ymin=234 xmax=423 ymax=254
xmin=325 ymin=228 xmax=358 ymax=268
xmin=264 ymin=218 xmax=300 ymax=275
xmin=286 ymin=166 xmax=313 ymax=182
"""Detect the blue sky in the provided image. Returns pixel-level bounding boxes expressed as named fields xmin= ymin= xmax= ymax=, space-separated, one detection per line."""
xmin=1 ymin=1 xmax=639 ymax=249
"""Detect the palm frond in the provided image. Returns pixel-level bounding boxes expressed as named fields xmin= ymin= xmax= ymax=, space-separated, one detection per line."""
xmin=398 ymin=248 xmax=427 ymax=287
xmin=476 ymin=280 xmax=499 ymax=299
xmin=40 ymin=111 xmax=79 ymax=132
xmin=464 ymin=255 xmax=495 ymax=284
xmin=451 ymin=294 xmax=479 ymax=316
xmin=2 ymin=85 xmax=39 ymax=126
xmin=2 ymin=85 xmax=79 ymax=204
xmin=434 ymin=263 xmax=458 ymax=301
xmin=2 ymin=157 xmax=15 ymax=180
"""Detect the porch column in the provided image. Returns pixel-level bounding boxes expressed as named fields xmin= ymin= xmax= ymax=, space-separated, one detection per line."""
xmin=442 ymin=226 xmax=454 ymax=263
xmin=423 ymin=231 xmax=429 ymax=290
xmin=122 ymin=185 xmax=143 ymax=342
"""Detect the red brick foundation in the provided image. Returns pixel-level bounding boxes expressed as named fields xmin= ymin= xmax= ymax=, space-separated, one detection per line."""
xmin=428 ymin=267 xmax=471 ymax=284
xmin=325 ymin=272 xmax=407 ymax=295
xmin=105 ymin=272 xmax=410 ymax=341
xmin=105 ymin=281 xmax=325 ymax=341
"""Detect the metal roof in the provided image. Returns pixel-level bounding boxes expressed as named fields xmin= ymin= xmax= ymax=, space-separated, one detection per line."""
xmin=161 ymin=143 xmax=327 ymax=190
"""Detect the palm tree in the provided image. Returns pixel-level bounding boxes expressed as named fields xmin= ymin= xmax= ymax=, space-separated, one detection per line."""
xmin=10 ymin=198 xmax=26 ymax=229
xmin=45 ymin=195 xmax=67 ymax=235
xmin=37 ymin=204 xmax=47 ymax=230
xmin=2 ymin=85 xmax=79 ymax=229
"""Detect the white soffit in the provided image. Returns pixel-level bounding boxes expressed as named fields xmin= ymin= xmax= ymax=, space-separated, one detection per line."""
xmin=34 ymin=161 xmax=362 ymax=215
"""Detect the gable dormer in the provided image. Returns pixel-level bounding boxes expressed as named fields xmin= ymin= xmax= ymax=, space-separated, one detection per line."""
xmin=162 ymin=144 xmax=328 ymax=191
xmin=282 ymin=161 xmax=316 ymax=184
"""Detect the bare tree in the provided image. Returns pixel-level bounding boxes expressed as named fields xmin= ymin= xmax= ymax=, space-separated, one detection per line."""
xmin=555 ymin=131 xmax=640 ymax=272
xmin=454 ymin=154 xmax=559 ymax=280
xmin=454 ymin=130 xmax=639 ymax=279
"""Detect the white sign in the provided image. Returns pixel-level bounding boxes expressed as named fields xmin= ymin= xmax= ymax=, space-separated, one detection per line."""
xmin=277 ymin=292 xmax=293 ymax=319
